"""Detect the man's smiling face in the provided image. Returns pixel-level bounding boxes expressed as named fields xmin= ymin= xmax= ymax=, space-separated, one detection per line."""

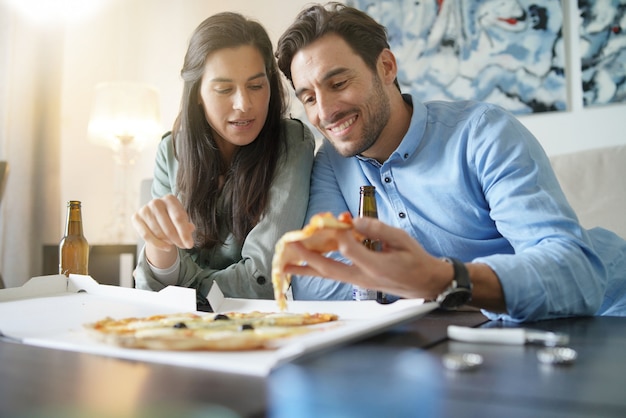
xmin=290 ymin=34 xmax=390 ymax=158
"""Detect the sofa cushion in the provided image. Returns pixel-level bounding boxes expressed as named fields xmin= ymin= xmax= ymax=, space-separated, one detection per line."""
xmin=549 ymin=145 xmax=626 ymax=239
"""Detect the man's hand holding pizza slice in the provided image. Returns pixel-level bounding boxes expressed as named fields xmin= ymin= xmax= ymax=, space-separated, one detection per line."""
xmin=273 ymin=213 xmax=462 ymax=307
xmin=271 ymin=212 xmax=364 ymax=310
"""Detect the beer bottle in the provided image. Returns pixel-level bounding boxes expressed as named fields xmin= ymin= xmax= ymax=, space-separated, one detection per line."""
xmin=354 ymin=186 xmax=393 ymax=304
xmin=352 ymin=186 xmax=380 ymax=301
xmin=59 ymin=200 xmax=89 ymax=276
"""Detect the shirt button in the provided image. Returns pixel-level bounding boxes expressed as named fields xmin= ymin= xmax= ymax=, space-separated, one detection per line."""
xmin=399 ymin=212 xmax=406 ymax=218
xmin=256 ymin=276 xmax=267 ymax=285
xmin=404 ymin=153 xmax=409 ymax=159
xmin=384 ymin=177 xmax=391 ymax=183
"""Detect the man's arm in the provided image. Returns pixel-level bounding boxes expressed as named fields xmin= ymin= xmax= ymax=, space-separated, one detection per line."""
xmin=285 ymin=216 xmax=507 ymax=311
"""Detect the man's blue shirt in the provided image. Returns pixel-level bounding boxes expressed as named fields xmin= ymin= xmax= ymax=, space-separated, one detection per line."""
xmin=293 ymin=96 xmax=626 ymax=322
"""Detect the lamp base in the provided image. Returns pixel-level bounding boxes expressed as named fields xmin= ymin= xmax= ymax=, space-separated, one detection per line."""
xmin=99 ymin=148 xmax=138 ymax=245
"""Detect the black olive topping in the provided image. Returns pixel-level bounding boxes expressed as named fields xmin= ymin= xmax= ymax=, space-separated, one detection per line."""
xmin=239 ymin=323 xmax=254 ymax=331
xmin=173 ymin=322 xmax=187 ymax=329
xmin=214 ymin=314 xmax=230 ymax=320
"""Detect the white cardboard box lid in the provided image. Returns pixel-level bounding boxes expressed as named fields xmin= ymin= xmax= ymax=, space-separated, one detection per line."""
xmin=0 ymin=274 xmax=196 ymax=309
xmin=0 ymin=275 xmax=437 ymax=376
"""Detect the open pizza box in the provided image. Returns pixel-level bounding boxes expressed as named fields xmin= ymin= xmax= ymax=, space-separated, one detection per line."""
xmin=0 ymin=274 xmax=438 ymax=376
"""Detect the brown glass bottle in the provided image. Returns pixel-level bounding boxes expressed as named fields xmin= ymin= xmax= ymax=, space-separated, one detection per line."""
xmin=358 ymin=186 xmax=381 ymax=251
xmin=355 ymin=186 xmax=392 ymax=304
xmin=352 ymin=186 xmax=379 ymax=301
xmin=59 ymin=200 xmax=89 ymax=276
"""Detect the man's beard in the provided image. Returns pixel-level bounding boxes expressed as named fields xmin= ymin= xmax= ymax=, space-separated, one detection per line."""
xmin=331 ymin=74 xmax=391 ymax=158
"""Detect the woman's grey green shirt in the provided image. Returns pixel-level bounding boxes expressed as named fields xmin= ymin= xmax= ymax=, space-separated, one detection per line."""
xmin=134 ymin=119 xmax=315 ymax=299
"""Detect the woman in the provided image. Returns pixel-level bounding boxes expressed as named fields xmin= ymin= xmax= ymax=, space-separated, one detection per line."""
xmin=132 ymin=12 xmax=315 ymax=302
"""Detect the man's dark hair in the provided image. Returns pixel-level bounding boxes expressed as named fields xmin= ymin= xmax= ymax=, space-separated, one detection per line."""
xmin=276 ymin=2 xmax=396 ymax=88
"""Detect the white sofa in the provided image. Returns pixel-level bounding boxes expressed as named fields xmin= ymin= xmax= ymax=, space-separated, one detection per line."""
xmin=549 ymin=144 xmax=626 ymax=239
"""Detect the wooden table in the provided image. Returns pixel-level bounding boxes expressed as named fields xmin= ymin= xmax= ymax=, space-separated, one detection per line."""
xmin=427 ymin=316 xmax=626 ymax=418
xmin=2 ymin=309 xmax=625 ymax=418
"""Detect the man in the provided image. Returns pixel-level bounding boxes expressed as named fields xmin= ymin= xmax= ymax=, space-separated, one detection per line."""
xmin=275 ymin=2 xmax=626 ymax=322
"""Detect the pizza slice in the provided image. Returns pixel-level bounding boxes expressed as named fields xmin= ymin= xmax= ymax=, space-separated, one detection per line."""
xmin=271 ymin=212 xmax=363 ymax=311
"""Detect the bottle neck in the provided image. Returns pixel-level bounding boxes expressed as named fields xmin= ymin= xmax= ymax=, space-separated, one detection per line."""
xmin=65 ymin=204 xmax=84 ymax=236
xmin=358 ymin=193 xmax=378 ymax=218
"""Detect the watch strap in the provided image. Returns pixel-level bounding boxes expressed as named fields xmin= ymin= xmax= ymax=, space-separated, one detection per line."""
xmin=442 ymin=257 xmax=471 ymax=291
xmin=437 ymin=257 xmax=472 ymax=309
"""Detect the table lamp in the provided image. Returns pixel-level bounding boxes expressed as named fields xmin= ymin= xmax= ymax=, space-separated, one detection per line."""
xmin=87 ymin=81 xmax=161 ymax=243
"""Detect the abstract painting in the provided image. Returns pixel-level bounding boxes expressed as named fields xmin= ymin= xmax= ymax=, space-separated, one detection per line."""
xmin=348 ymin=0 xmax=567 ymax=114
xmin=578 ymin=0 xmax=626 ymax=106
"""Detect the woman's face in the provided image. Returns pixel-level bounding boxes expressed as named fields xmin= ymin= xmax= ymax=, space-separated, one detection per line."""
xmin=198 ymin=45 xmax=270 ymax=162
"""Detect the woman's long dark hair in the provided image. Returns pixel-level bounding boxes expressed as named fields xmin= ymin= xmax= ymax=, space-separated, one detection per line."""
xmin=174 ymin=12 xmax=286 ymax=249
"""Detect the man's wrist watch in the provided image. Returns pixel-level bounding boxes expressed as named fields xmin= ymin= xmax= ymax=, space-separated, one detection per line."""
xmin=436 ymin=257 xmax=472 ymax=309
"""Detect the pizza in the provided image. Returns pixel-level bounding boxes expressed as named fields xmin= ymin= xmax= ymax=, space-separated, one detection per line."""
xmin=271 ymin=212 xmax=363 ymax=311
xmin=85 ymin=310 xmax=339 ymax=351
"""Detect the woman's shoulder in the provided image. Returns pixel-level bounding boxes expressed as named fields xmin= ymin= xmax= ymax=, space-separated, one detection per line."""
xmin=277 ymin=119 xmax=315 ymax=163
xmin=281 ymin=118 xmax=315 ymax=145
xmin=161 ymin=131 xmax=173 ymax=142
xmin=157 ymin=131 xmax=175 ymax=154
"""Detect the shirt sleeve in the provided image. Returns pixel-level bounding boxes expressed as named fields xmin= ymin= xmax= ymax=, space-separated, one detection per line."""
xmin=291 ymin=140 xmax=354 ymax=301
xmin=468 ymin=105 xmax=607 ymax=322
xmin=134 ymin=134 xmax=181 ymax=291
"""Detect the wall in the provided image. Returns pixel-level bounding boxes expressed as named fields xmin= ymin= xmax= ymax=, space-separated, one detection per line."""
xmin=0 ymin=1 xmax=64 ymax=284
xmin=2 ymin=0 xmax=625 ymax=285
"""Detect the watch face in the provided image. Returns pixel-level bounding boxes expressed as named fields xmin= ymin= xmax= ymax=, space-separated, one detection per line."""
xmin=440 ymin=288 xmax=472 ymax=309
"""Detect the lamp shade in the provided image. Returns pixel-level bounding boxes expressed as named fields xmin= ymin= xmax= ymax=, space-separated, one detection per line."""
xmin=87 ymin=81 xmax=161 ymax=152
